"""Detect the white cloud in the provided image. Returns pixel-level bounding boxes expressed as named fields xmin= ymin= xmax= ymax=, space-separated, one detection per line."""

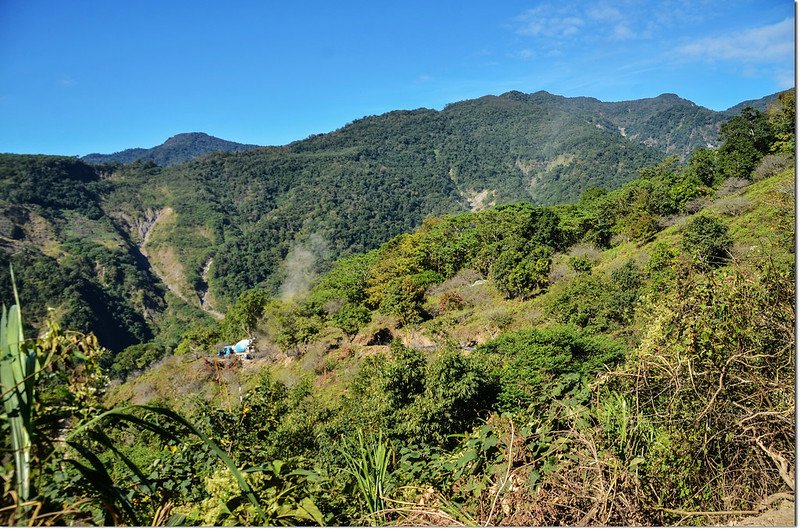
xmin=611 ymin=23 xmax=636 ymax=41
xmin=588 ymin=4 xmax=623 ymax=22
xmin=512 ymin=1 xmax=640 ymax=46
xmin=515 ymin=48 xmax=537 ymax=60
xmin=58 ymin=77 xmax=77 ymax=87
xmin=677 ymin=18 xmax=793 ymax=63
xmin=516 ymin=8 xmax=585 ymax=39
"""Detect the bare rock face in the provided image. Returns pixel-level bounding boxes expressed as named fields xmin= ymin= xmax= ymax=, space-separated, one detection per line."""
xmin=136 ymin=208 xmax=165 ymax=243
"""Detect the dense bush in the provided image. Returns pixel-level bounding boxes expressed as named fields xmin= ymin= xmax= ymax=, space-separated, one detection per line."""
xmin=681 ymin=214 xmax=733 ymax=268
xmin=474 ymin=326 xmax=625 ymax=414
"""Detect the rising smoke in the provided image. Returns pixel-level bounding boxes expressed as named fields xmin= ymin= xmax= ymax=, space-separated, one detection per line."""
xmin=279 ymin=233 xmax=331 ymax=301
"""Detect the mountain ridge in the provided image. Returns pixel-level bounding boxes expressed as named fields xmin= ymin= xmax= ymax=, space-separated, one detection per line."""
xmin=0 ymin=88 xmax=789 ymax=356
xmin=81 ymin=132 xmax=260 ymax=166
xmin=79 ymin=90 xmax=782 ymax=167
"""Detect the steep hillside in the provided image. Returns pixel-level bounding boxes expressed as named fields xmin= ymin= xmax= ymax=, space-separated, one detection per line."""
xmin=0 ymin=89 xmax=788 ymax=358
xmin=106 ymin=140 xmax=795 ymax=526
xmin=0 ymin=155 xmax=213 ymax=354
xmin=3 ymin=89 xmax=794 ymax=527
xmin=81 ymin=132 xmax=260 ymax=166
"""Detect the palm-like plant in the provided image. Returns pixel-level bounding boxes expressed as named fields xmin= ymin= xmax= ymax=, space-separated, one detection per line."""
xmin=0 ymin=268 xmax=38 ymax=505
xmin=0 ymin=268 xmax=265 ymax=525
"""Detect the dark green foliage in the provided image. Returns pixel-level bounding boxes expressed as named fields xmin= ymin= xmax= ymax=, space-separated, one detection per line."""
xmin=173 ymin=323 xmax=221 ymax=356
xmin=717 ymin=107 xmax=774 ymax=179
xmin=684 ymin=147 xmax=719 ymax=186
xmin=766 ymin=90 xmax=796 ymax=154
xmin=331 ymin=304 xmax=371 ymax=336
xmin=0 ymin=155 xmax=102 ymax=219
xmin=111 ymin=342 xmax=166 ymax=378
xmin=310 ymin=252 xmax=379 ymax=307
xmin=474 ymin=326 xmax=625 ymax=414
xmin=490 ymin=246 xmax=552 ymax=299
xmin=0 ymin=249 xmax=158 ymax=352
xmin=334 ymin=344 xmax=497 ymax=448
xmin=384 ymin=340 xmax=427 ymax=408
xmin=205 ymin=373 xmax=289 ymax=464
xmin=610 ymin=260 xmax=643 ymax=324
xmin=681 ymin=214 xmax=733 ymax=268
xmin=378 ymin=271 xmax=443 ymax=325
xmin=548 ymin=263 xmax=643 ymax=332
xmin=402 ymin=349 xmax=498 ymax=446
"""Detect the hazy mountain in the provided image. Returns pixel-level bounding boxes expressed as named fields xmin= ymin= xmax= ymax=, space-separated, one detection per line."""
xmin=81 ymin=132 xmax=260 ymax=166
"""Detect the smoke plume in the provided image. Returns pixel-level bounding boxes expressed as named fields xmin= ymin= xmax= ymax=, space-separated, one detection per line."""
xmin=279 ymin=233 xmax=330 ymax=301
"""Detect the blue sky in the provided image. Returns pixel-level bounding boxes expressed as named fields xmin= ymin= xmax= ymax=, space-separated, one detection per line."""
xmin=0 ymin=0 xmax=794 ymax=156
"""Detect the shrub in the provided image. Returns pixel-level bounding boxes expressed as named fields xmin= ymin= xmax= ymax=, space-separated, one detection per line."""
xmin=474 ymin=326 xmax=625 ymax=414
xmin=220 ymin=289 xmax=270 ymax=340
xmin=332 ymin=303 xmax=371 ymax=336
xmin=437 ymin=290 xmax=465 ymax=313
xmin=402 ymin=349 xmax=499 ymax=446
xmin=752 ymin=154 xmax=793 ymax=181
xmin=379 ymin=271 xmax=442 ymax=325
xmin=681 ymin=214 xmax=733 ymax=268
xmin=490 ymin=246 xmax=552 ymax=299
xmin=568 ymin=256 xmax=593 ymax=273
xmin=716 ymin=196 xmax=753 ymax=217
xmin=174 ymin=324 xmax=221 ymax=357
xmin=614 ymin=259 xmax=795 ymax=513
xmin=715 ymin=177 xmax=749 ymax=197
xmin=547 ymin=275 xmax=616 ymax=332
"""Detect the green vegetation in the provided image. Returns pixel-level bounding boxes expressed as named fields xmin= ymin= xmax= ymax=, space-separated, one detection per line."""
xmin=0 ymin=91 xmax=787 ymax=361
xmin=0 ymin=91 xmax=794 ymax=526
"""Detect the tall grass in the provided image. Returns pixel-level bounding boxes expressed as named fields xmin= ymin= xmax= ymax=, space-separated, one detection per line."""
xmin=340 ymin=430 xmax=393 ymax=523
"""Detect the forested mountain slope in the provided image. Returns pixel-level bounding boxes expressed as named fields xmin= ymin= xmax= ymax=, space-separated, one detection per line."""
xmin=1 ymin=90 xmax=794 ymax=526
xmin=0 ymin=89 xmax=789 ymax=359
xmin=508 ymin=90 xmax=780 ymax=156
xmin=62 ymin=90 xmax=796 ymax=525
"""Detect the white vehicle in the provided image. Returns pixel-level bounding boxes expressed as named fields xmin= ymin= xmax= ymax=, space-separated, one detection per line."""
xmin=216 ymin=338 xmax=255 ymax=359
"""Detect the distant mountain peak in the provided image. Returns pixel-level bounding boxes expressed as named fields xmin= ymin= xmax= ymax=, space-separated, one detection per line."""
xmin=163 ymin=132 xmax=213 ymax=143
xmin=82 ymin=132 xmax=260 ymax=167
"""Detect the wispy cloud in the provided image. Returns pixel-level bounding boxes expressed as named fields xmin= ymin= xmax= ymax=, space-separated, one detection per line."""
xmin=677 ymin=18 xmax=793 ymax=63
xmin=58 ymin=76 xmax=77 ymax=87
xmin=511 ymin=1 xmax=643 ymax=50
xmin=611 ymin=23 xmax=636 ymax=41
xmin=587 ymin=4 xmax=624 ymax=22
xmin=514 ymin=48 xmax=537 ymax=60
xmin=515 ymin=7 xmax=584 ymax=39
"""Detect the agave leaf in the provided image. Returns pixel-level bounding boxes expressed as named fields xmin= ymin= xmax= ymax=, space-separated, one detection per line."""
xmin=65 ymin=404 xmax=265 ymax=521
xmin=0 ymin=300 xmax=33 ymax=503
xmin=64 ymin=441 xmax=140 ymax=526
xmin=86 ymin=429 xmax=155 ymax=495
